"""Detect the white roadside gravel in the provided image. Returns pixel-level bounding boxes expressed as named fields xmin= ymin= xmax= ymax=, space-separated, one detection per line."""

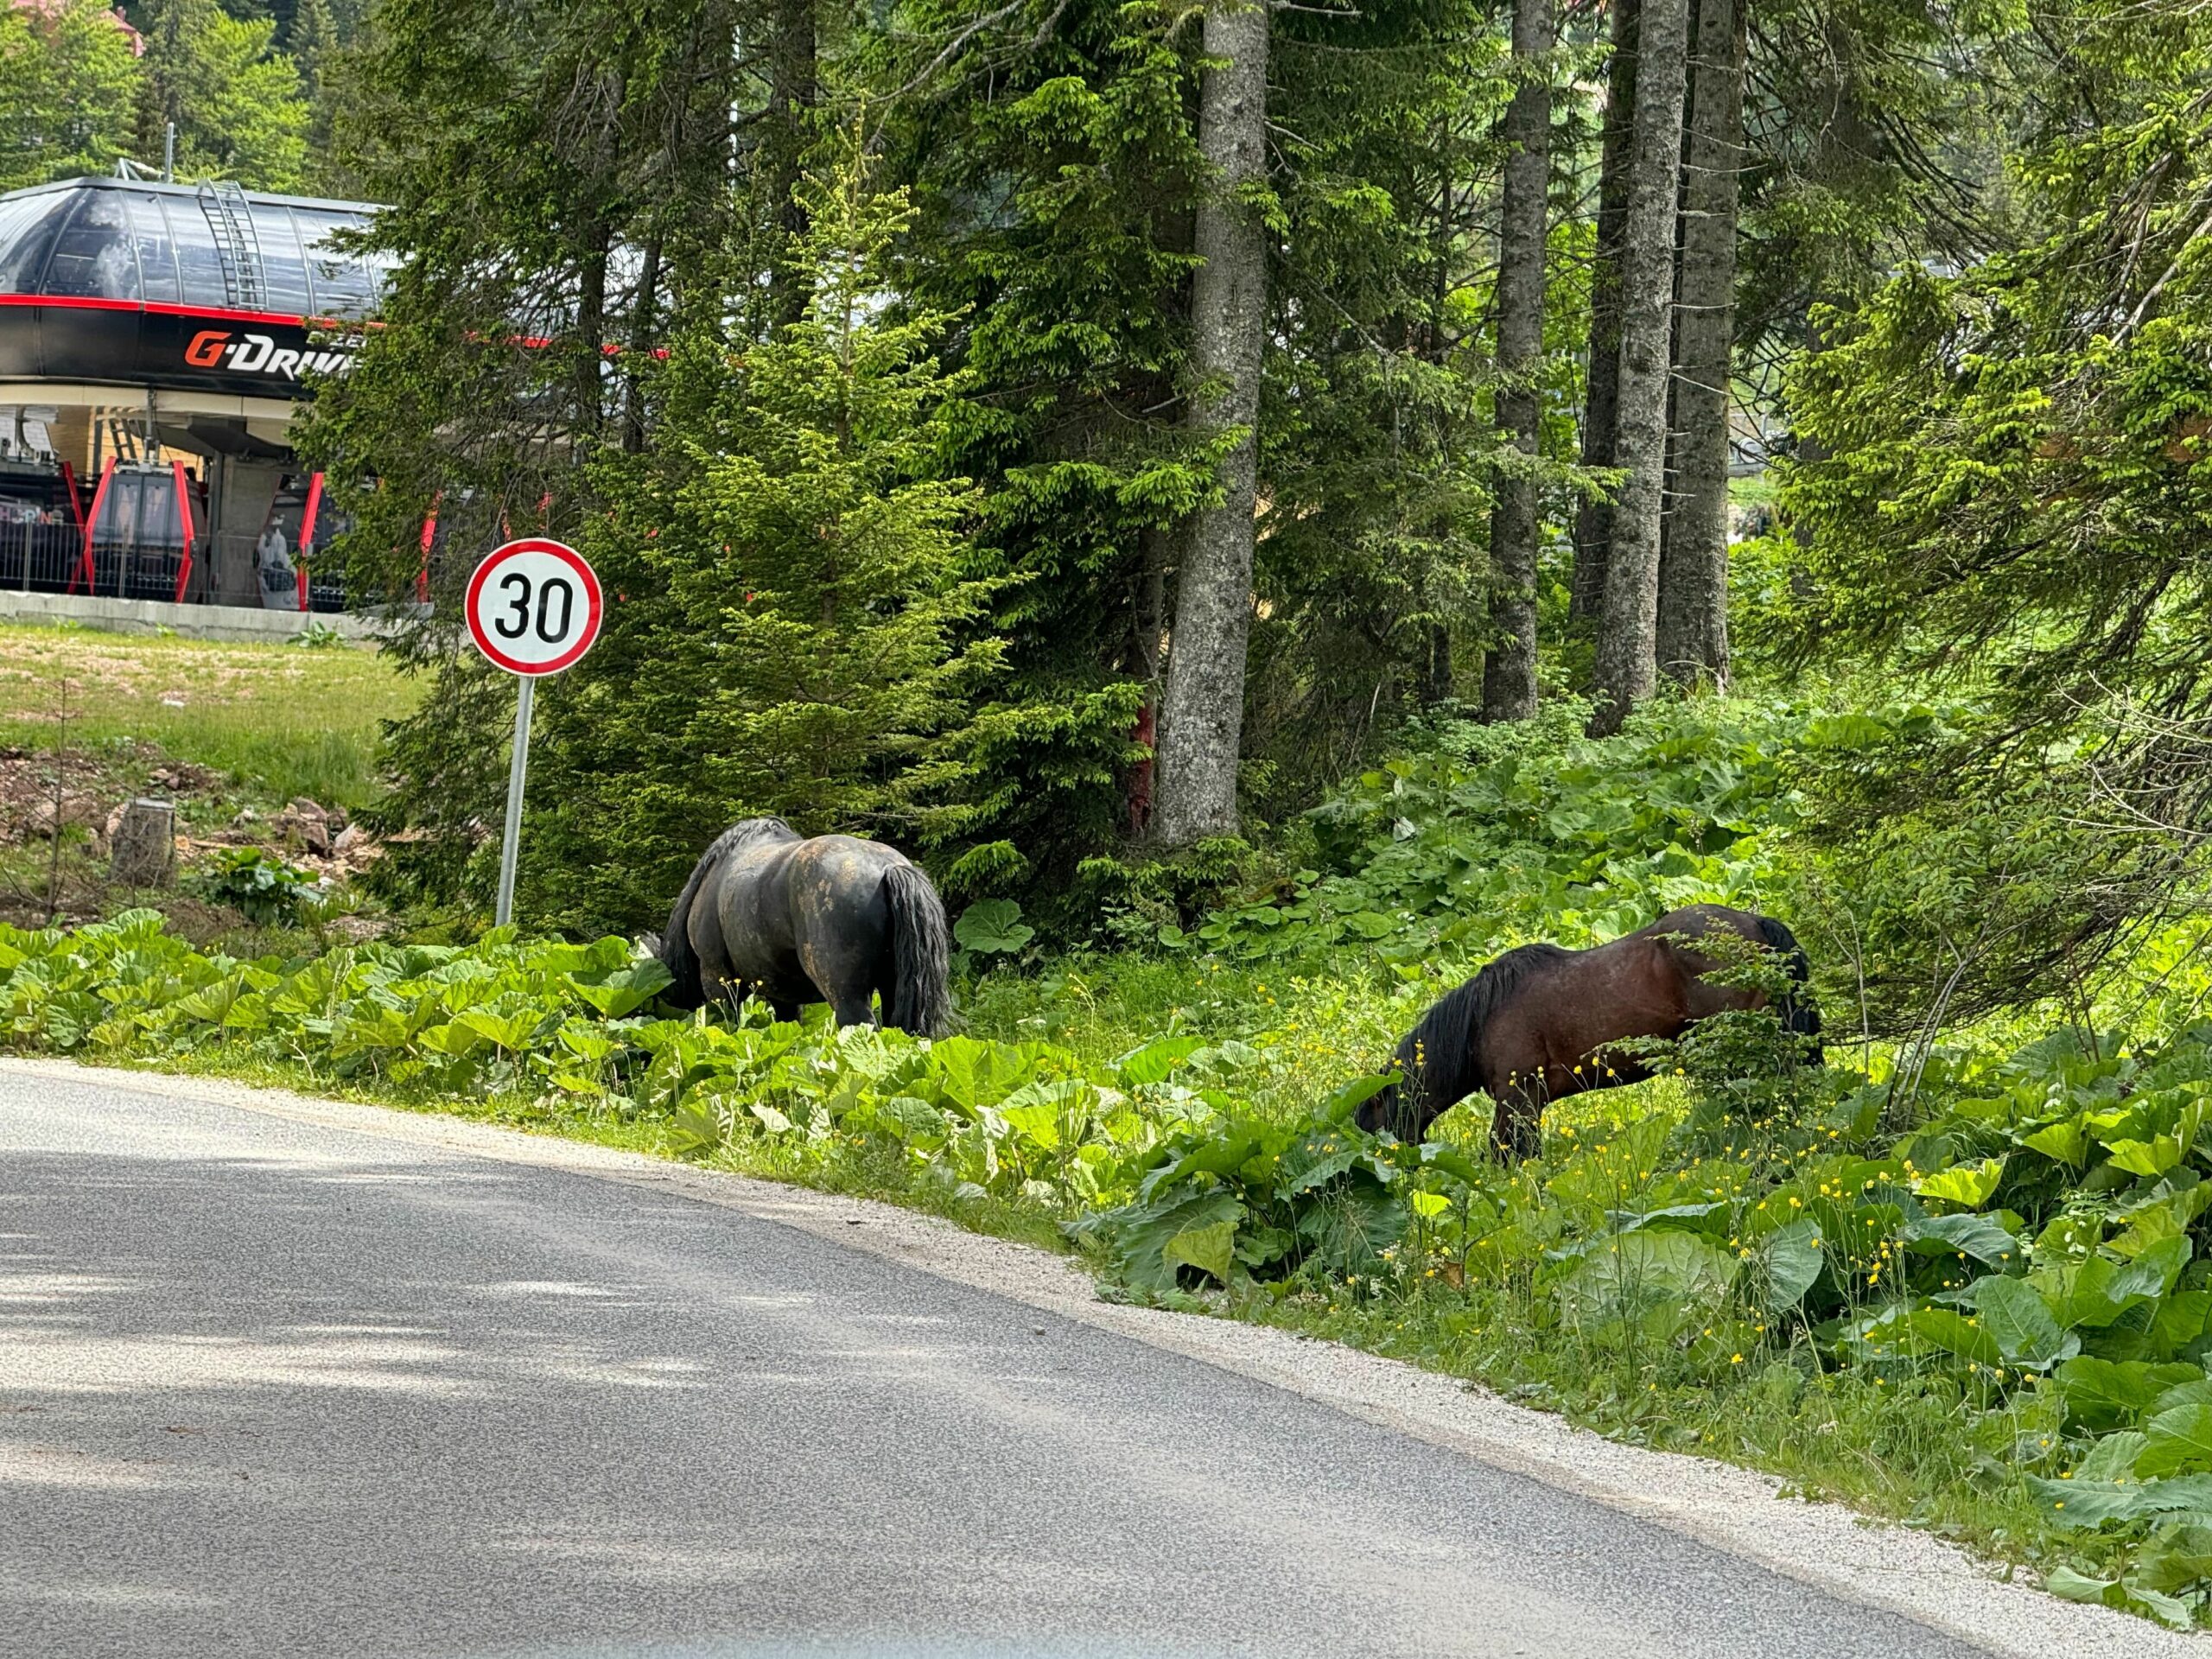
xmin=12 ymin=1053 xmax=2206 ymax=1659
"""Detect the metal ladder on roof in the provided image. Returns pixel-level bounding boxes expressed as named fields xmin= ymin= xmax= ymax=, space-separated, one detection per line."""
xmin=198 ymin=181 xmax=267 ymax=311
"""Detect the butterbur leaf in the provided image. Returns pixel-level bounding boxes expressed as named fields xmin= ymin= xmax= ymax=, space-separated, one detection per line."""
xmin=1320 ymin=1071 xmax=1400 ymax=1127
xmin=2030 ymin=1472 xmax=2212 ymax=1528
xmin=2133 ymin=1524 xmax=2212 ymax=1595
xmin=2044 ymin=1565 xmax=2122 ymax=1605
xmin=1976 ymin=1275 xmax=2078 ymax=1370
xmin=2077 ymin=1432 xmax=2150 ymax=1480
xmin=1560 ymin=1231 xmax=1736 ymax=1326
xmin=2045 ymin=1561 xmax=2195 ymax=1628
xmin=1755 ymin=1218 xmax=1825 ymax=1313
xmin=2126 ymin=1580 xmax=2199 ymax=1630
xmin=2029 ymin=1478 xmax=2152 ymax=1528
xmin=2108 ymin=1135 xmax=2188 ymax=1178
xmin=1610 ymin=1201 xmax=1731 ymax=1237
xmin=953 ymin=899 xmax=1033 ymax=956
xmin=2151 ymin=1291 xmax=2212 ymax=1361
xmin=2054 ymin=1357 xmax=2203 ymax=1432
xmin=1100 ymin=1188 xmax=1246 ymax=1295
xmin=1905 ymin=1210 xmax=2018 ymax=1266
xmin=1915 ymin=1156 xmax=2005 ymax=1209
xmin=2137 ymin=1404 xmax=2212 ymax=1478
xmin=2113 ymin=1235 xmax=2194 ymax=1303
xmin=1163 ymin=1219 xmax=1236 ymax=1286
xmin=2020 ymin=1116 xmax=2090 ymax=1168
xmin=1115 ymin=1035 xmax=1205 ymax=1087
xmin=568 ymin=957 xmax=675 ymax=1017
xmin=1904 ymin=1306 xmax=2002 ymax=1369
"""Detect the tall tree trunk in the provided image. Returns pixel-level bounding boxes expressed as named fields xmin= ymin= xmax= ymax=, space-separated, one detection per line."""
xmin=1587 ymin=0 xmax=1689 ymax=736
xmin=1481 ymin=0 xmax=1554 ymax=723
xmin=1569 ymin=0 xmax=1638 ymax=624
xmin=764 ymin=0 xmax=818 ymax=328
xmin=1126 ymin=524 xmax=1170 ymax=837
xmin=1154 ymin=0 xmax=1269 ymax=845
xmin=1655 ymin=0 xmax=1740 ymax=688
xmin=621 ymin=234 xmax=664 ymax=454
xmin=1424 ymin=624 xmax=1453 ymax=705
xmin=574 ymin=217 xmax=612 ymax=442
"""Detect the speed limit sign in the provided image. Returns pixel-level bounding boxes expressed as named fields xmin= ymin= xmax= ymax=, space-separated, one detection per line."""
xmin=465 ymin=538 xmax=603 ymax=926
xmin=465 ymin=538 xmax=602 ymax=674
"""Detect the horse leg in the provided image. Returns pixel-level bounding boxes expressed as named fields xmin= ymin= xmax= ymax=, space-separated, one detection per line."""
xmin=1490 ymin=1080 xmax=1546 ymax=1161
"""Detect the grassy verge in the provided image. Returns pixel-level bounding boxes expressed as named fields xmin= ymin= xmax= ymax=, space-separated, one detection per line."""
xmin=4 ymin=912 xmax=2194 ymax=1628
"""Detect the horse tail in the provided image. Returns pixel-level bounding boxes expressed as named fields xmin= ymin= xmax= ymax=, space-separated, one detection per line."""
xmin=882 ymin=861 xmax=952 ymax=1038
xmin=657 ymin=827 xmax=747 ymax=1010
xmin=1753 ymin=912 xmax=1823 ymax=1058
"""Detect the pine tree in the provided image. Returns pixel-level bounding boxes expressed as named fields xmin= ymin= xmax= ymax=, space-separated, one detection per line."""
xmin=135 ymin=0 xmax=310 ymax=189
xmin=519 ymin=140 xmax=1007 ymax=930
xmin=0 ymin=0 xmax=143 ymax=192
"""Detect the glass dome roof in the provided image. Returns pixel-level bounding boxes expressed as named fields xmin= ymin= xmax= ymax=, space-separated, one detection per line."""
xmin=0 ymin=176 xmax=393 ymax=319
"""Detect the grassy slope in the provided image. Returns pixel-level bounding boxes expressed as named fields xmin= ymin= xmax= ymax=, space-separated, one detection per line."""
xmin=0 ymin=623 xmax=420 ymax=810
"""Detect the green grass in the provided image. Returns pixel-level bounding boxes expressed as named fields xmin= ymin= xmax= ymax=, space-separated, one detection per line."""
xmin=0 ymin=623 xmax=420 ymax=810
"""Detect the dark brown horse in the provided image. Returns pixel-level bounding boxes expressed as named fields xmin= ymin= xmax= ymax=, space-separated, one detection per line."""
xmin=1355 ymin=904 xmax=1821 ymax=1156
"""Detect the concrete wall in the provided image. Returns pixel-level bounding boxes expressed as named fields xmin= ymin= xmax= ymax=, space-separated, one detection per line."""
xmin=0 ymin=590 xmax=388 ymax=645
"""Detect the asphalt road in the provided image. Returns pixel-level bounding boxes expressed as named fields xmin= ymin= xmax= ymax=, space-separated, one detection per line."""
xmin=0 ymin=1068 xmax=2002 ymax=1659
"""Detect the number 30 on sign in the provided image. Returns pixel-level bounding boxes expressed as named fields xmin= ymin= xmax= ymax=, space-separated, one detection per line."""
xmin=465 ymin=538 xmax=604 ymax=926
xmin=465 ymin=537 xmax=602 ymax=675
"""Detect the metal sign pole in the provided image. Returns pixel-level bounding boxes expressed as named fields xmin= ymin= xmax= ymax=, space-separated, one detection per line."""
xmin=494 ymin=676 xmax=534 ymax=926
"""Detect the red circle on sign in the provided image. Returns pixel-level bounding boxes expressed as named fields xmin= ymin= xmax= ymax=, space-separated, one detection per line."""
xmin=464 ymin=539 xmax=603 ymax=676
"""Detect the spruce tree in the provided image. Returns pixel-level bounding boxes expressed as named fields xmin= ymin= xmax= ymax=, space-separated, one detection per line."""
xmin=1654 ymin=0 xmax=1741 ymax=689
xmin=520 ymin=141 xmax=1007 ymax=930
xmin=0 ymin=0 xmax=143 ymax=191
xmin=135 ymin=0 xmax=310 ymax=189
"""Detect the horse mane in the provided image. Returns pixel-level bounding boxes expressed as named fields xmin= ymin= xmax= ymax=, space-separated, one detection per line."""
xmin=654 ymin=817 xmax=803 ymax=1007
xmin=1384 ymin=943 xmax=1573 ymax=1131
xmin=713 ymin=816 xmax=802 ymax=856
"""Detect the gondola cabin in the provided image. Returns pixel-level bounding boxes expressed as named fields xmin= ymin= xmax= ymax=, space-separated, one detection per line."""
xmin=0 ymin=175 xmax=394 ymax=611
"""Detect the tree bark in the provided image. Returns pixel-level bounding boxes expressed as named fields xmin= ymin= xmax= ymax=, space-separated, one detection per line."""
xmin=1154 ymin=0 xmax=1269 ymax=845
xmin=621 ymin=234 xmax=664 ymax=454
xmin=764 ymin=0 xmax=818 ymax=329
xmin=1481 ymin=0 xmax=1554 ymax=724
xmin=1424 ymin=624 xmax=1453 ymax=706
xmin=110 ymin=798 xmax=176 ymax=889
xmin=1588 ymin=0 xmax=1688 ymax=736
xmin=1569 ymin=0 xmax=1638 ymax=624
xmin=1655 ymin=0 xmax=1740 ymax=689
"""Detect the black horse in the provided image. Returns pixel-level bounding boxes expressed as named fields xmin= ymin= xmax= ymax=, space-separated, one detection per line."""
xmin=1356 ymin=904 xmax=1821 ymax=1156
xmin=652 ymin=818 xmax=951 ymax=1036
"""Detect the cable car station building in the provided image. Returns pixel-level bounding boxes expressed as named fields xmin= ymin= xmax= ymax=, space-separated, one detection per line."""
xmin=0 ymin=174 xmax=390 ymax=615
